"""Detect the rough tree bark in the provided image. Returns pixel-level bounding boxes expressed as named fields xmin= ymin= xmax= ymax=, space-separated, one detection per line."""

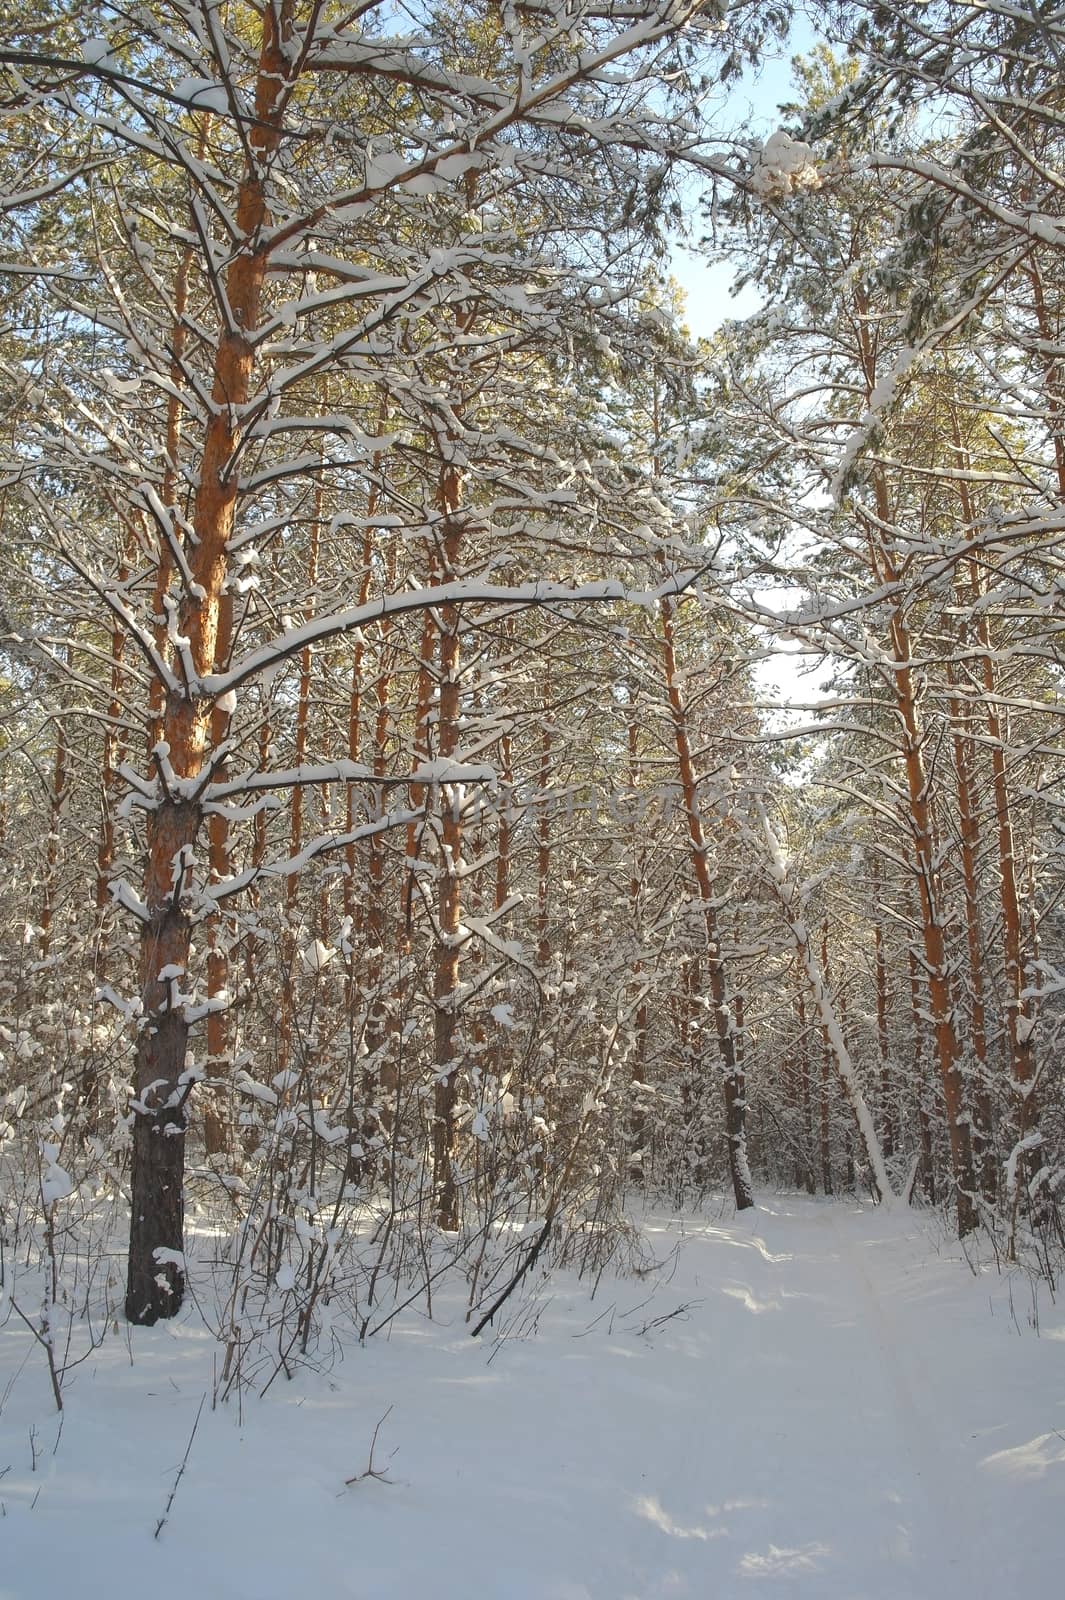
xmin=658 ymin=596 xmax=753 ymax=1211
xmin=860 ymin=479 xmax=977 ymax=1235
xmin=126 ymin=6 xmax=291 ymax=1324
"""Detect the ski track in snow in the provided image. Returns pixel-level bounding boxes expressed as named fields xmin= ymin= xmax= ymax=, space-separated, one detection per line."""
xmin=2 ymin=1198 xmax=1063 ymax=1599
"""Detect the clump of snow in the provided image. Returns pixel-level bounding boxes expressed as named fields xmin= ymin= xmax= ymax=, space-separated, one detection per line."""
xmin=750 ymin=130 xmax=821 ymax=199
xmin=172 ymin=77 xmax=231 ymax=113
xmin=301 ymin=937 xmax=336 ymax=974
xmin=39 ymin=1142 xmax=73 ymax=1206
xmin=80 ymin=38 xmax=114 ymax=66
xmin=152 ymin=1247 xmax=185 ymax=1271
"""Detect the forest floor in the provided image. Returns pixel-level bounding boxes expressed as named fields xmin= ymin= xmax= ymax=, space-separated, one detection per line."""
xmin=2 ymin=1196 xmax=1063 ymax=1599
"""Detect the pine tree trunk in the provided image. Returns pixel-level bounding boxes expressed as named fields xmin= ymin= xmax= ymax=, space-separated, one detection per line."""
xmin=147 ymin=169 xmax=200 ymax=752
xmin=627 ymin=696 xmax=648 ymax=1181
xmin=204 ymin=590 xmax=234 ymax=1160
xmin=794 ymin=981 xmax=816 ymax=1194
xmin=126 ymin=5 xmax=290 ymax=1323
xmin=862 ymin=483 xmax=977 ymax=1235
xmin=871 ymin=865 xmax=896 ymax=1163
xmin=659 ymin=598 xmax=753 ymax=1210
xmin=535 ymin=716 xmax=552 ymax=971
xmin=95 ymin=545 xmax=130 ymax=921
xmin=908 ymin=941 xmax=936 ymax=1205
xmin=972 ymin=578 xmax=1038 ymax=1204
xmin=432 ymin=470 xmax=465 ymax=1230
xmin=950 ymin=428 xmax=1038 ymax=1205
xmin=39 ymin=695 xmax=68 ymax=961
xmin=947 ymin=657 xmax=996 ymax=1201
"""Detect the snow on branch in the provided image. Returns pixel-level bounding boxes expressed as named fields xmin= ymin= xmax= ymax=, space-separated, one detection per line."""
xmin=207 ymin=807 xmax=426 ymax=902
xmin=204 ymin=758 xmax=496 ymax=804
xmin=201 ymin=571 xmax=704 ymax=697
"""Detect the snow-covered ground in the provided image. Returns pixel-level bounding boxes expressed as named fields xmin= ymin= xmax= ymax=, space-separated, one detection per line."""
xmin=2 ymin=1198 xmax=1062 ymax=1599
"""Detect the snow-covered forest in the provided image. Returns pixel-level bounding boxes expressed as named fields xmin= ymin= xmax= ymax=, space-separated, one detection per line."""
xmin=1 ymin=2 xmax=1063 ymax=1592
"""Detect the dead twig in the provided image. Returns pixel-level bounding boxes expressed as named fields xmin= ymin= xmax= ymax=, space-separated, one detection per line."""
xmin=154 ymin=1394 xmax=206 ymax=1539
xmin=469 ymin=1213 xmax=554 ymax=1338
xmin=344 ymin=1405 xmax=397 ymax=1486
xmin=8 ymin=1299 xmax=63 ymax=1414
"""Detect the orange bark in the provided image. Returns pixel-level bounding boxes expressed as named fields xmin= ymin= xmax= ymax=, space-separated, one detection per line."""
xmin=432 ymin=478 xmax=465 ymax=1230
xmin=535 ymin=715 xmax=552 ymax=971
xmin=861 ymin=478 xmax=977 ymax=1235
xmin=973 ymin=588 xmax=1037 ymax=1150
xmin=871 ymin=860 xmax=895 ymax=1162
xmin=127 ymin=4 xmax=293 ymax=1323
xmin=96 ymin=541 xmax=130 ymax=918
xmin=946 ymin=654 xmax=997 ymax=1200
xmin=344 ymin=432 xmax=385 ymax=930
xmin=204 ymin=589 xmax=234 ymax=1159
xmin=658 ymin=598 xmax=752 ymax=1211
xmin=39 ymin=709 xmax=68 ymax=961
xmin=818 ymin=922 xmax=833 ymax=1198
xmin=1026 ymin=258 xmax=1065 ymax=502
xmin=276 ymin=487 xmax=324 ymax=1084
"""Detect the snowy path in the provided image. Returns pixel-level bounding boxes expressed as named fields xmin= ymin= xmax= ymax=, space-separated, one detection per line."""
xmin=2 ymin=1198 xmax=1064 ymax=1599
